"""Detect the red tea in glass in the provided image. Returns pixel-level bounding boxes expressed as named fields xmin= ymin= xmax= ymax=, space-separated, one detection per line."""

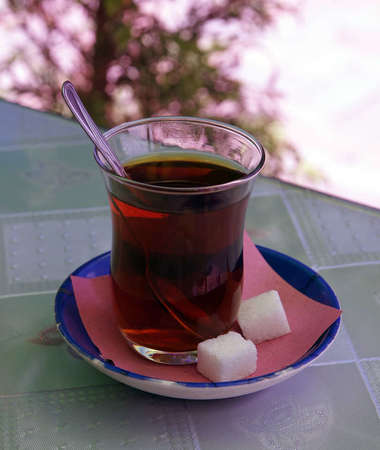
xmin=96 ymin=118 xmax=265 ymax=364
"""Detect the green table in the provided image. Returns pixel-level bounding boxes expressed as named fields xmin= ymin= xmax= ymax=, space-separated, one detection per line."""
xmin=1 ymin=99 xmax=380 ymax=449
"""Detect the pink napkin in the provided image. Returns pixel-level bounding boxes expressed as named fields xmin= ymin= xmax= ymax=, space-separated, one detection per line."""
xmin=71 ymin=233 xmax=341 ymax=382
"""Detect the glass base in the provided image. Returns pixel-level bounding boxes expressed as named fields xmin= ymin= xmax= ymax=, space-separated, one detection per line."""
xmin=127 ymin=340 xmax=197 ymax=365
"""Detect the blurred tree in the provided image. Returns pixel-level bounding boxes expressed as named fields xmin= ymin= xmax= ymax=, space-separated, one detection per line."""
xmin=0 ymin=0 xmax=298 ymax=175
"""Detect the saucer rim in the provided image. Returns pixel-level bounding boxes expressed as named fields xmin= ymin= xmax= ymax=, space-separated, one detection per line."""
xmin=55 ymin=246 xmax=341 ymax=392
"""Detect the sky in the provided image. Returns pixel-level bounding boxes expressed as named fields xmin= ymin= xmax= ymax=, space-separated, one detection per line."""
xmin=238 ymin=0 xmax=380 ymax=208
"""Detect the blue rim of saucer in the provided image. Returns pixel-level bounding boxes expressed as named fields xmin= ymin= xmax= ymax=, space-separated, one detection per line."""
xmin=55 ymin=246 xmax=341 ymax=388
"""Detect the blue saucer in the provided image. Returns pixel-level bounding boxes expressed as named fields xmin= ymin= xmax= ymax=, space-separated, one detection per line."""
xmin=55 ymin=246 xmax=341 ymax=400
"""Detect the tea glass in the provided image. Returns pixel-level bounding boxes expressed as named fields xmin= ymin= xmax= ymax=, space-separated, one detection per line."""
xmin=94 ymin=117 xmax=265 ymax=364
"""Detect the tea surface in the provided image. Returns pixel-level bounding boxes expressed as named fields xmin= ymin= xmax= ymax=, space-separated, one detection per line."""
xmin=123 ymin=152 xmax=247 ymax=187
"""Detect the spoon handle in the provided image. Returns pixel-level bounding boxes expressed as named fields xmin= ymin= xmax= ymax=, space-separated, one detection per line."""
xmin=62 ymin=81 xmax=126 ymax=177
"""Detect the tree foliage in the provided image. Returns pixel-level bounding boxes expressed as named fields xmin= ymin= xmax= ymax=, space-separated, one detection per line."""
xmin=0 ymin=0 xmax=298 ymax=175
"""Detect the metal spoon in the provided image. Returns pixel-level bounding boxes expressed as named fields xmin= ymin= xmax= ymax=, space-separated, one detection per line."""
xmin=61 ymin=80 xmax=126 ymax=177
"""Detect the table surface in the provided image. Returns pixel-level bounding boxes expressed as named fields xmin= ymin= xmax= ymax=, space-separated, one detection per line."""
xmin=1 ymin=98 xmax=380 ymax=450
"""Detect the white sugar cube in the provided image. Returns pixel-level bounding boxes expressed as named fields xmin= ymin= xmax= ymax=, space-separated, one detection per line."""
xmin=197 ymin=331 xmax=257 ymax=382
xmin=237 ymin=290 xmax=291 ymax=343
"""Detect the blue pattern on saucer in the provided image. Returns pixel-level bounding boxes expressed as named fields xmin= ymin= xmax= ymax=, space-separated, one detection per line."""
xmin=55 ymin=246 xmax=340 ymax=389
